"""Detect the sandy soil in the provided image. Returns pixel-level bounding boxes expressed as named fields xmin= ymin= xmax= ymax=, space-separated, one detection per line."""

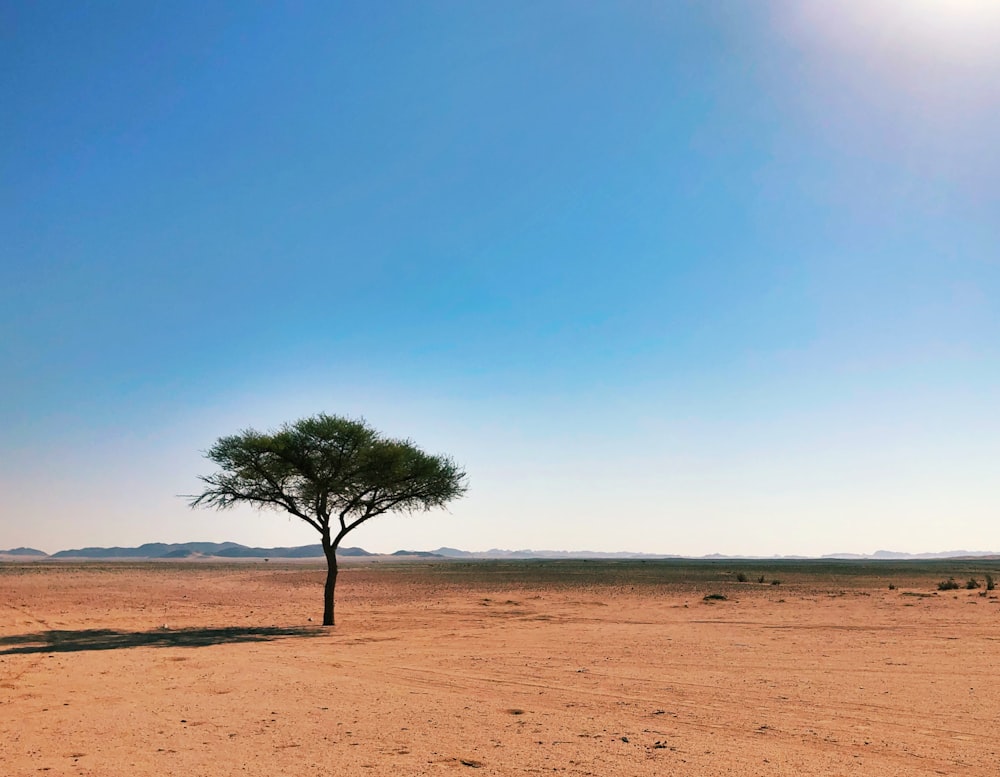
xmin=1 ymin=560 xmax=998 ymax=776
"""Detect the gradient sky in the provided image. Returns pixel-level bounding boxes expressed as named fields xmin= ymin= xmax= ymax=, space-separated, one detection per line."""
xmin=2 ymin=1 xmax=998 ymax=556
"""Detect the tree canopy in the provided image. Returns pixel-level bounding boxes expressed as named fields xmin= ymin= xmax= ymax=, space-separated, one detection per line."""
xmin=192 ymin=413 xmax=467 ymax=624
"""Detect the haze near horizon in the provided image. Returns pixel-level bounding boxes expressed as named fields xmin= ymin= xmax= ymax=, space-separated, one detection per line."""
xmin=2 ymin=1 xmax=998 ymax=557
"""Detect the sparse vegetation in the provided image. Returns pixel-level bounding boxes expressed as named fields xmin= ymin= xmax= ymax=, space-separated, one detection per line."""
xmin=736 ymin=572 xmax=749 ymax=583
xmin=703 ymin=593 xmax=728 ymax=601
xmin=965 ymin=578 xmax=980 ymax=590
xmin=937 ymin=577 xmax=960 ymax=591
xmin=757 ymin=575 xmax=766 ymax=584
xmin=888 ymin=583 xmax=896 ymax=590
xmin=771 ymin=579 xmax=782 ymax=585
xmin=986 ymin=574 xmax=995 ymax=591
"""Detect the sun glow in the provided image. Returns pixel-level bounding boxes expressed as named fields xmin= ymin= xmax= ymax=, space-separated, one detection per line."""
xmin=789 ymin=0 xmax=1000 ymax=61
xmin=780 ymin=0 xmax=1000 ymax=136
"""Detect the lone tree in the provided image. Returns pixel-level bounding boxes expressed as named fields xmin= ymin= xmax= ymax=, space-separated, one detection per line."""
xmin=191 ymin=413 xmax=467 ymax=625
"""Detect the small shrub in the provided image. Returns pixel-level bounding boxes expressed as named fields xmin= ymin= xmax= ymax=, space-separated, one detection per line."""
xmin=888 ymin=583 xmax=897 ymax=590
xmin=770 ymin=579 xmax=782 ymax=586
xmin=986 ymin=574 xmax=995 ymax=591
xmin=757 ymin=575 xmax=766 ymax=584
xmin=736 ymin=572 xmax=749 ymax=583
xmin=937 ymin=577 xmax=960 ymax=591
xmin=966 ymin=578 xmax=980 ymax=590
xmin=703 ymin=593 xmax=727 ymax=601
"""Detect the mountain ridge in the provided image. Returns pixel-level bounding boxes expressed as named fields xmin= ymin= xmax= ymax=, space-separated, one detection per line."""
xmin=2 ymin=544 xmax=998 ymax=561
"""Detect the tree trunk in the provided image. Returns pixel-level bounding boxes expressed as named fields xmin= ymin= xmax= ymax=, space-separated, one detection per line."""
xmin=322 ymin=538 xmax=338 ymax=626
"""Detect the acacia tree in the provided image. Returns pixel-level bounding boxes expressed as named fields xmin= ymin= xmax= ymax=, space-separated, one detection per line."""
xmin=191 ymin=414 xmax=467 ymax=625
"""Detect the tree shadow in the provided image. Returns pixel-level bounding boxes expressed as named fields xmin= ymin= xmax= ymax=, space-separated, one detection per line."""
xmin=0 ymin=626 xmax=325 ymax=655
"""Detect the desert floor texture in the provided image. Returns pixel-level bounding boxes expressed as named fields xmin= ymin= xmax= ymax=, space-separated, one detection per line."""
xmin=2 ymin=559 xmax=999 ymax=776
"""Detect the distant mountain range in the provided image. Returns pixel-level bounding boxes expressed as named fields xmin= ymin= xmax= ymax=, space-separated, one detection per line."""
xmin=0 ymin=542 xmax=371 ymax=559
xmin=0 ymin=546 xmax=49 ymax=557
xmin=1 ymin=543 xmax=998 ymax=561
xmin=821 ymin=550 xmax=1000 ymax=560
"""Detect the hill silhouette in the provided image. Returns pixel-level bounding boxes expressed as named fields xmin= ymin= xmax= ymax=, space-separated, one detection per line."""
xmin=44 ymin=542 xmax=372 ymax=560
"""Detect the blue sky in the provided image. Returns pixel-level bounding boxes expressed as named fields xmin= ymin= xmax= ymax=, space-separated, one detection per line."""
xmin=2 ymin=1 xmax=998 ymax=555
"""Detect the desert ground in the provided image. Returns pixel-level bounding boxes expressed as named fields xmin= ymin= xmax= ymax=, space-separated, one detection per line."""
xmin=2 ymin=559 xmax=999 ymax=776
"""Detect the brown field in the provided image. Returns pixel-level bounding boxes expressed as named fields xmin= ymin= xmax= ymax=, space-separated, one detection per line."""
xmin=2 ymin=558 xmax=999 ymax=776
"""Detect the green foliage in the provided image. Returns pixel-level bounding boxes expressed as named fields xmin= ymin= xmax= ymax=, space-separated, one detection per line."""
xmin=937 ymin=577 xmax=960 ymax=590
xmin=965 ymin=577 xmax=980 ymax=590
xmin=735 ymin=572 xmax=748 ymax=583
xmin=986 ymin=574 xmax=995 ymax=591
xmin=703 ymin=593 xmax=727 ymax=601
xmin=191 ymin=413 xmax=467 ymax=542
xmin=191 ymin=413 xmax=467 ymax=625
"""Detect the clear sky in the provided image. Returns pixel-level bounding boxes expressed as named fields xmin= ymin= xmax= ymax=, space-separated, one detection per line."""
xmin=2 ymin=1 xmax=998 ymax=556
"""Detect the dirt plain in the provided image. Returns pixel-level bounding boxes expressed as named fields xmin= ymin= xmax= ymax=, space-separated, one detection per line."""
xmin=2 ymin=558 xmax=999 ymax=776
